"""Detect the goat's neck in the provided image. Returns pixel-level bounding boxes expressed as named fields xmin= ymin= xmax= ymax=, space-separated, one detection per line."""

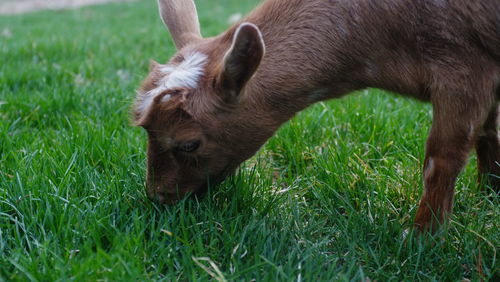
xmin=241 ymin=0 xmax=424 ymax=126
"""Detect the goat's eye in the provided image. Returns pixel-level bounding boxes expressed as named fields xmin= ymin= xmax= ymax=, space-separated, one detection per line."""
xmin=179 ymin=140 xmax=201 ymax=152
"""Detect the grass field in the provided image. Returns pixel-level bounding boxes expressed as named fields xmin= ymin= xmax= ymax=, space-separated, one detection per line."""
xmin=0 ymin=0 xmax=498 ymax=280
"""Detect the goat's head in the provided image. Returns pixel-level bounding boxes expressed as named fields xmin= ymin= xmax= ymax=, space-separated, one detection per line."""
xmin=133 ymin=0 xmax=267 ymax=204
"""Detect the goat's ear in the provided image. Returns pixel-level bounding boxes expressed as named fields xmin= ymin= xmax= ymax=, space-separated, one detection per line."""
xmin=221 ymin=23 xmax=265 ymax=100
xmin=157 ymin=0 xmax=202 ymax=49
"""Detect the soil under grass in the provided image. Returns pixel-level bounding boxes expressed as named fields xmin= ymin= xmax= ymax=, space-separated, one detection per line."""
xmin=0 ymin=0 xmax=498 ymax=280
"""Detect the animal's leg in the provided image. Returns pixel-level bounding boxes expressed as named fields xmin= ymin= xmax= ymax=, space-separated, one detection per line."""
xmin=414 ymin=93 xmax=490 ymax=232
xmin=475 ymin=105 xmax=500 ymax=192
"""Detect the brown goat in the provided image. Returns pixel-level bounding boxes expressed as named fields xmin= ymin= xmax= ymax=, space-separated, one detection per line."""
xmin=133 ymin=0 xmax=500 ymax=232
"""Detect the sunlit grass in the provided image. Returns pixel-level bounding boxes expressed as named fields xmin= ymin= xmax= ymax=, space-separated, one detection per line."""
xmin=1 ymin=0 xmax=498 ymax=280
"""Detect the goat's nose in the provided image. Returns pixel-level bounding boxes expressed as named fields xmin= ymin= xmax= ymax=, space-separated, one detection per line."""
xmin=146 ymin=186 xmax=166 ymax=203
xmin=146 ymin=186 xmax=182 ymax=205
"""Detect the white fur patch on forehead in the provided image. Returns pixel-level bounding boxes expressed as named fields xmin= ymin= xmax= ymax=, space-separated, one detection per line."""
xmin=159 ymin=52 xmax=207 ymax=88
xmin=136 ymin=52 xmax=207 ymax=114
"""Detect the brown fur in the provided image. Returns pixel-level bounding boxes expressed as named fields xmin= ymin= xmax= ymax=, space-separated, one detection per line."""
xmin=134 ymin=0 xmax=500 ymax=232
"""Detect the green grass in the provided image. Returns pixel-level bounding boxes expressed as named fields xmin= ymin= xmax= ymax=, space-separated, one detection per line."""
xmin=0 ymin=0 xmax=498 ymax=280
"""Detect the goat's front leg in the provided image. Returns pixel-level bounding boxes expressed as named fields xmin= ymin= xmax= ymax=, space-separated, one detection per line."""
xmin=414 ymin=100 xmax=485 ymax=232
xmin=475 ymin=105 xmax=500 ymax=192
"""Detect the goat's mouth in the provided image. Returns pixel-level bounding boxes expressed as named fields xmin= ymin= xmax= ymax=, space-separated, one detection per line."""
xmin=146 ymin=182 xmax=211 ymax=205
xmin=148 ymin=179 xmax=229 ymax=205
xmin=146 ymin=187 xmax=176 ymax=205
xmin=146 ymin=164 xmax=239 ymax=205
